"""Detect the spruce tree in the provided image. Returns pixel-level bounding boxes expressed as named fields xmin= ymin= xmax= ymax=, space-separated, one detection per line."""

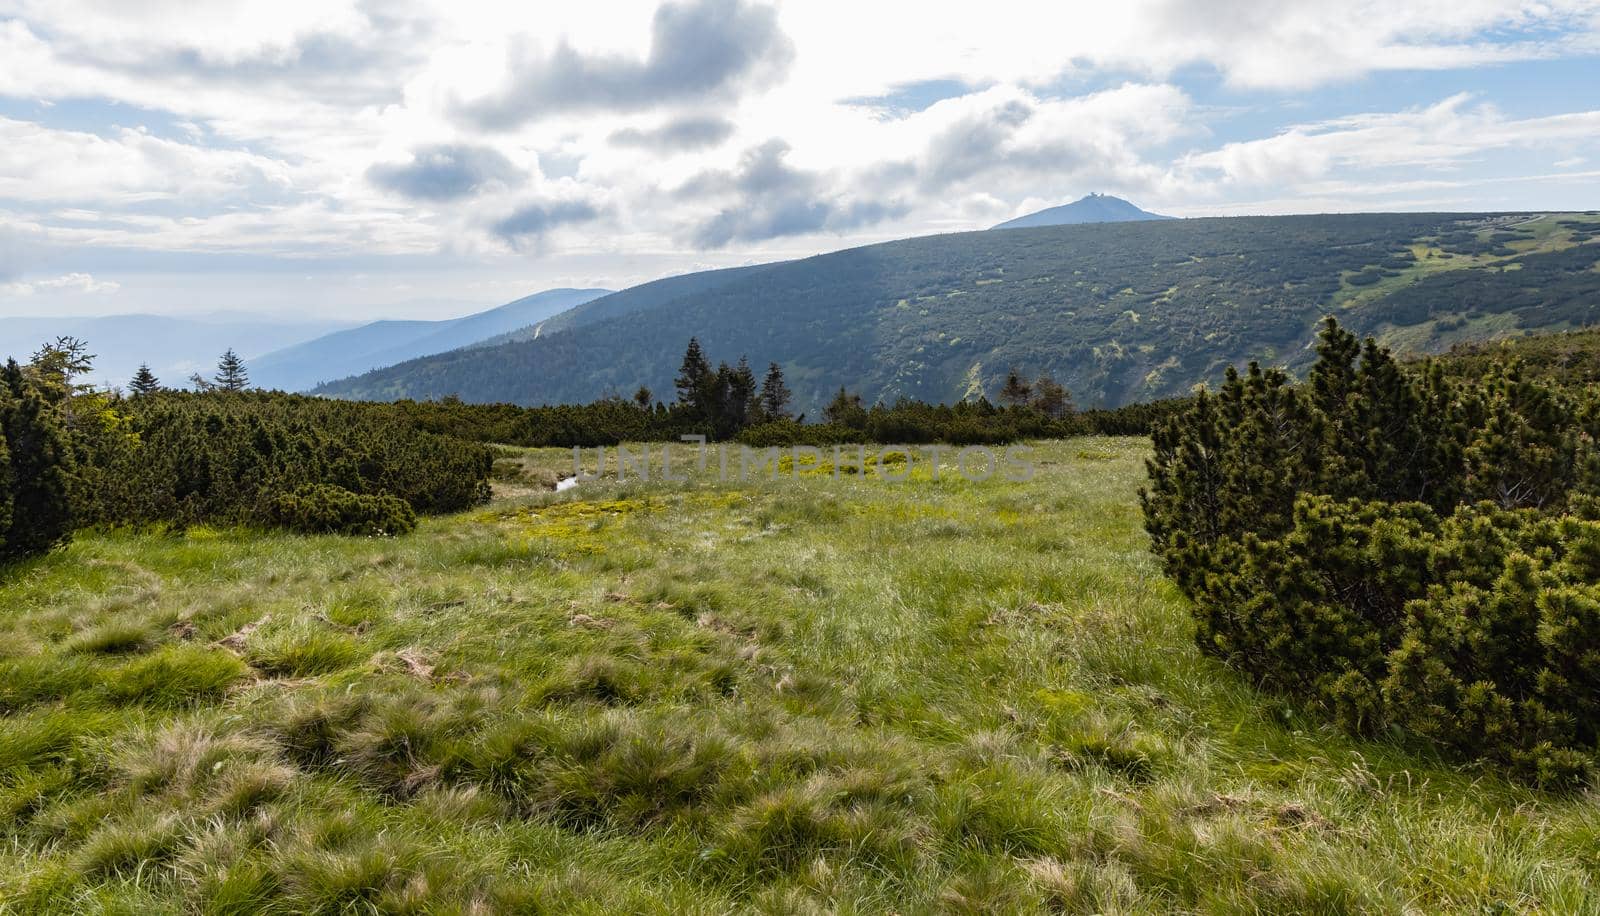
xmin=129 ymin=364 xmax=161 ymax=396
xmin=999 ymin=368 xmax=1032 ymax=407
xmin=28 ymin=336 xmax=94 ymax=405
xmin=674 ymin=338 xmax=712 ymax=413
xmin=632 ymin=386 xmax=652 ymax=409
xmin=214 ymin=349 xmax=249 ymax=391
xmin=726 ymin=356 xmax=758 ymax=432
xmin=0 ymin=360 xmax=73 ymax=560
xmin=823 ymin=388 xmax=867 ymax=429
xmin=1030 ymin=376 xmax=1071 ymax=419
xmin=759 ymin=362 xmax=792 ymax=420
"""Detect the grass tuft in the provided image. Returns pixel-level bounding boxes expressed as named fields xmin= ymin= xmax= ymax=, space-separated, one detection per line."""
xmin=104 ymin=645 xmax=248 ymax=708
xmin=246 ymin=628 xmax=366 ymax=678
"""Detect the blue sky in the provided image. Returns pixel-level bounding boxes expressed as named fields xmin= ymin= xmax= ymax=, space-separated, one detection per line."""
xmin=1 ymin=0 xmax=1598 ymax=321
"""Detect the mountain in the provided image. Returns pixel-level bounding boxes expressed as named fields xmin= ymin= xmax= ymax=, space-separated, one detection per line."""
xmin=470 ymin=265 xmax=776 ymax=350
xmin=0 ymin=313 xmax=357 ymax=390
xmin=250 ymin=287 xmax=609 ymax=392
xmin=991 ymin=193 xmax=1174 ymax=230
xmin=315 ymin=212 xmax=1600 ymax=410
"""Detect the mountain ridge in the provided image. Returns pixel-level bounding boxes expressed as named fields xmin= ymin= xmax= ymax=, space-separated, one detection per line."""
xmin=314 ymin=212 xmax=1600 ymax=410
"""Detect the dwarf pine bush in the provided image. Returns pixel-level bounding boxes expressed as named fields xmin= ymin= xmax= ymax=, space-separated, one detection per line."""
xmin=78 ymin=391 xmax=492 ymax=529
xmin=0 ymin=359 xmax=74 ymax=562
xmin=0 ymin=340 xmax=495 ymax=550
xmin=1143 ymin=317 xmax=1600 ymax=786
xmin=267 ymin=484 xmax=417 ymax=537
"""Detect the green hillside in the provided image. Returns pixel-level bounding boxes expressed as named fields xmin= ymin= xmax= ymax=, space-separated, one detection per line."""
xmin=474 ymin=264 xmax=778 ymax=349
xmin=317 ymin=212 xmax=1600 ymax=409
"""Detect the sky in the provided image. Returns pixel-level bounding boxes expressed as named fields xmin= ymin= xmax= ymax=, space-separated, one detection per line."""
xmin=2 ymin=0 xmax=1599 ymax=322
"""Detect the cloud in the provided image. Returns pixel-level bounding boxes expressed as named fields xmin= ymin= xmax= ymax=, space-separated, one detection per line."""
xmin=0 ymin=116 xmax=295 ymax=205
xmin=455 ymin=0 xmax=793 ymax=129
xmin=918 ymin=98 xmax=1035 ymax=188
xmin=610 ymin=116 xmax=735 ymax=152
xmin=1 ymin=0 xmax=1599 ymax=312
xmin=367 ymin=144 xmax=523 ymax=201
xmin=0 ymin=272 xmax=119 ymax=297
xmin=490 ymin=198 xmax=604 ymax=245
xmin=776 ymin=0 xmax=1600 ymax=95
xmin=684 ymin=139 xmax=907 ymax=247
xmin=1180 ymin=94 xmax=1600 ymax=189
xmin=867 ymin=83 xmax=1193 ymax=200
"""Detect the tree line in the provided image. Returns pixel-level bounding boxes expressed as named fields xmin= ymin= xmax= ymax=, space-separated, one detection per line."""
xmin=372 ymin=338 xmax=1178 ymax=449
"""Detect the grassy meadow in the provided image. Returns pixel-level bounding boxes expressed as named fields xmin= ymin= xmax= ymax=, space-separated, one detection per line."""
xmin=3 ymin=438 xmax=1599 ymax=913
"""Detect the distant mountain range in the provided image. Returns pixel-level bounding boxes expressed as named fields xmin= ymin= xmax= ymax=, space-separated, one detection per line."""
xmin=249 ymin=288 xmax=610 ymax=391
xmin=991 ymin=193 xmax=1173 ymax=230
xmin=315 ymin=212 xmax=1600 ymax=410
xmin=0 ymin=313 xmax=357 ymax=390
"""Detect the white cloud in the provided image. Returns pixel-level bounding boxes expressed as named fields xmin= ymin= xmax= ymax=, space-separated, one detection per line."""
xmin=0 ymin=0 xmax=1596 ymax=315
xmin=0 ymin=117 xmax=297 ymax=205
xmin=1 ymin=272 xmax=120 ymax=296
xmin=1179 ymin=94 xmax=1600 ymax=189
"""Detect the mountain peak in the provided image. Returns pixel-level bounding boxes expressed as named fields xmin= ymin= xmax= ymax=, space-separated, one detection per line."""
xmin=991 ymin=194 xmax=1174 ymax=230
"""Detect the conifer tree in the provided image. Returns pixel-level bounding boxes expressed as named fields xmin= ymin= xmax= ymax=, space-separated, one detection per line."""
xmin=674 ymin=338 xmax=712 ymax=413
xmin=129 ymin=364 xmax=161 ymax=396
xmin=823 ymin=387 xmax=867 ymax=429
xmin=28 ymin=336 xmax=94 ymax=405
xmin=726 ymin=356 xmax=759 ymax=432
xmin=0 ymin=360 xmax=73 ymax=560
xmin=632 ymin=385 xmax=652 ymax=409
xmin=215 ymin=349 xmax=249 ymax=391
xmin=1030 ymin=376 xmax=1071 ymax=419
xmin=1140 ymin=315 xmax=1600 ymax=783
xmin=760 ymin=362 xmax=792 ymax=420
xmin=1464 ymin=362 xmax=1579 ymax=509
xmin=1307 ymin=316 xmax=1363 ymax=495
xmin=999 ymin=368 xmax=1032 ymax=407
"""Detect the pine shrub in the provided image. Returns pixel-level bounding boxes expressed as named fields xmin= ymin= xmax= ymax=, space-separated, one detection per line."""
xmin=266 ymin=484 xmax=417 ymax=537
xmin=0 ymin=360 xmax=74 ymax=561
xmin=1143 ymin=317 xmax=1600 ymax=785
xmin=76 ymin=391 xmax=491 ymax=530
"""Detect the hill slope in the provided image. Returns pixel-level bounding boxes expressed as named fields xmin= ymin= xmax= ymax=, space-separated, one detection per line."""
xmin=992 ymin=193 xmax=1173 ymax=229
xmin=471 ymin=265 xmax=775 ymax=349
xmin=251 ymin=287 xmax=609 ymax=391
xmin=316 ymin=212 xmax=1600 ymax=410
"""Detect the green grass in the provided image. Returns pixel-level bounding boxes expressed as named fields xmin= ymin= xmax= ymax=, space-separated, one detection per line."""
xmin=2 ymin=438 xmax=1598 ymax=912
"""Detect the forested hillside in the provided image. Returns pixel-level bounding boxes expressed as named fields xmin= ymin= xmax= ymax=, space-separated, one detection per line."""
xmin=317 ymin=212 xmax=1600 ymax=410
